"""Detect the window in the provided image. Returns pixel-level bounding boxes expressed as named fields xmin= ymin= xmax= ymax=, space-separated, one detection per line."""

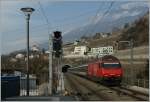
xmin=101 ymin=63 xmax=121 ymax=68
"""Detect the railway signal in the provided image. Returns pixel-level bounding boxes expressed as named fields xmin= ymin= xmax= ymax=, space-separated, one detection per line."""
xmin=53 ymin=31 xmax=62 ymax=58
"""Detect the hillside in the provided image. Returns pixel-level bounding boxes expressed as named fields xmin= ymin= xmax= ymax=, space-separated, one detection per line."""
xmin=63 ymin=12 xmax=149 ymax=53
xmin=62 ymin=7 xmax=148 ymax=43
xmin=4 ymin=12 xmax=149 ymax=55
xmin=119 ymin=12 xmax=149 ymax=47
xmin=36 ymin=9 xmax=149 ymax=51
xmin=83 ymin=12 xmax=148 ymax=47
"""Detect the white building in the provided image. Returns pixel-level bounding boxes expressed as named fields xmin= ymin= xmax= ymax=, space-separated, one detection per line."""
xmin=100 ymin=33 xmax=110 ymax=38
xmin=91 ymin=46 xmax=113 ymax=55
xmin=45 ymin=50 xmax=50 ymax=54
xmin=15 ymin=54 xmax=24 ymax=59
xmin=31 ymin=45 xmax=40 ymax=52
xmin=29 ymin=54 xmax=34 ymax=59
xmin=74 ymin=40 xmax=80 ymax=45
xmin=10 ymin=58 xmax=17 ymax=62
xmin=74 ymin=46 xmax=89 ymax=55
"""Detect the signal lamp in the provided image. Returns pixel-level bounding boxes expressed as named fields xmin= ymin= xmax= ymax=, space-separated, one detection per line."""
xmin=53 ymin=31 xmax=62 ymax=40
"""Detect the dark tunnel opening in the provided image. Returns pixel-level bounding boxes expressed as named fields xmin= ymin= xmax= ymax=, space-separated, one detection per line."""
xmin=62 ymin=65 xmax=71 ymax=73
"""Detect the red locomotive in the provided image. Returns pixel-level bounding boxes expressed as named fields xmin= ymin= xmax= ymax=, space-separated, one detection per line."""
xmin=87 ymin=55 xmax=123 ymax=85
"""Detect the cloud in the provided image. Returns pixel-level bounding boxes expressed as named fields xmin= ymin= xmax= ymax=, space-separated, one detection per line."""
xmin=93 ymin=13 xmax=103 ymax=24
xmin=5 ymin=35 xmax=47 ymax=46
xmin=112 ymin=11 xmax=128 ymax=20
xmin=1 ymin=0 xmax=54 ymax=33
xmin=120 ymin=2 xmax=149 ymax=10
xmin=85 ymin=12 xmax=103 ymax=25
xmin=130 ymin=11 xmax=141 ymax=16
xmin=1 ymin=0 xmax=53 ymax=53
xmin=112 ymin=10 xmax=142 ymax=20
xmin=1 ymin=0 xmax=36 ymax=33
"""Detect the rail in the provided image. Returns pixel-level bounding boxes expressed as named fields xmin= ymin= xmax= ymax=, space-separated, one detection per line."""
xmin=70 ymin=72 xmax=149 ymax=101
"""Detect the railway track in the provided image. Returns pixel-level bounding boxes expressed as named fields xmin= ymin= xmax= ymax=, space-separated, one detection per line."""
xmin=65 ymin=72 xmax=149 ymax=101
xmin=75 ymin=72 xmax=149 ymax=101
xmin=65 ymin=73 xmax=104 ymax=101
xmin=109 ymin=86 xmax=149 ymax=101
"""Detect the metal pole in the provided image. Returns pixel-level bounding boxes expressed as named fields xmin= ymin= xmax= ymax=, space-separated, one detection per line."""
xmin=26 ymin=14 xmax=30 ymax=96
xmin=57 ymin=57 xmax=60 ymax=93
xmin=130 ymin=39 xmax=134 ymax=85
xmin=59 ymin=55 xmax=62 ymax=94
xmin=49 ymin=34 xmax=53 ymax=95
xmin=60 ymin=55 xmax=64 ymax=94
xmin=130 ymin=39 xmax=133 ymax=65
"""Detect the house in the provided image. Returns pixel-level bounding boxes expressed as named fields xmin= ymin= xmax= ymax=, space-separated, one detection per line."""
xmin=31 ymin=45 xmax=40 ymax=52
xmin=74 ymin=46 xmax=89 ymax=55
xmin=15 ymin=54 xmax=24 ymax=59
xmin=90 ymin=46 xmax=113 ymax=55
xmin=100 ymin=32 xmax=111 ymax=38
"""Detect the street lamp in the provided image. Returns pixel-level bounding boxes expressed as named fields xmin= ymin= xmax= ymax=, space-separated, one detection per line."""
xmin=116 ymin=40 xmax=133 ymax=65
xmin=116 ymin=39 xmax=134 ymax=85
xmin=20 ymin=7 xmax=35 ymax=96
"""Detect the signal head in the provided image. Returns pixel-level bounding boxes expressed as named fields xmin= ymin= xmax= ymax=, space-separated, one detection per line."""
xmin=53 ymin=31 xmax=62 ymax=39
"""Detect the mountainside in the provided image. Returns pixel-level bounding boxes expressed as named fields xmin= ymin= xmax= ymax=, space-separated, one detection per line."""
xmin=119 ymin=12 xmax=149 ymax=48
xmin=62 ymin=7 xmax=148 ymax=43
xmin=62 ymin=11 xmax=149 ymax=51
xmin=37 ymin=6 xmax=148 ymax=50
xmin=38 ymin=12 xmax=149 ymax=51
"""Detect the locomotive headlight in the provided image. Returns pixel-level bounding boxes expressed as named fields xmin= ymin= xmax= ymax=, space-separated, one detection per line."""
xmin=104 ymin=74 xmax=108 ymax=77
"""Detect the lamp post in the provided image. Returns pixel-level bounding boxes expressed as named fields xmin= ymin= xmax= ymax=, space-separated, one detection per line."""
xmin=20 ymin=7 xmax=35 ymax=96
xmin=116 ymin=40 xmax=134 ymax=85
xmin=117 ymin=40 xmax=133 ymax=65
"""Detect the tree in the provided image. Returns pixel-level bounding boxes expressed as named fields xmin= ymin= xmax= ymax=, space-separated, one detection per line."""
xmin=112 ymin=27 xmax=120 ymax=32
xmin=124 ymin=23 xmax=129 ymax=29
xmin=42 ymin=48 xmax=45 ymax=54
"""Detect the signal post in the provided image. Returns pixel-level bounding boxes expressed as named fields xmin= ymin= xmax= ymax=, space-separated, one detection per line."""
xmin=52 ymin=31 xmax=63 ymax=94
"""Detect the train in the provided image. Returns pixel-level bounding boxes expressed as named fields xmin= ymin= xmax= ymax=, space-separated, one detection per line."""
xmin=87 ymin=55 xmax=123 ymax=85
xmin=68 ymin=55 xmax=123 ymax=85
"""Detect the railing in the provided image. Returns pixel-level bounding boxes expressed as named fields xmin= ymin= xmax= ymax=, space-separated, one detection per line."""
xmin=20 ymin=77 xmax=39 ymax=96
xmin=122 ymin=67 xmax=149 ymax=88
xmin=134 ymin=79 xmax=149 ymax=88
xmin=20 ymin=77 xmax=49 ymax=96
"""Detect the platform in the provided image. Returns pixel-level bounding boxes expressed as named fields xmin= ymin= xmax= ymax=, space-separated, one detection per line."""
xmin=3 ymin=96 xmax=77 ymax=101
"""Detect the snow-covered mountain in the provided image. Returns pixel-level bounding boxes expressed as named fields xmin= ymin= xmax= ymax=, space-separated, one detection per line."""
xmin=62 ymin=7 xmax=148 ymax=43
xmin=40 ymin=6 xmax=149 ymax=50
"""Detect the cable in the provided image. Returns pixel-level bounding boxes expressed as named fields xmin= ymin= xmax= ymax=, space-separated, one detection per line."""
xmin=3 ymin=7 xmax=99 ymax=34
xmin=38 ymin=1 xmax=51 ymax=33
xmin=81 ymin=2 xmax=106 ymax=38
xmin=38 ymin=1 xmax=49 ymax=25
xmin=90 ymin=2 xmax=114 ymax=35
xmin=2 ymin=2 xmax=114 ymax=37
xmin=53 ymin=8 xmax=99 ymax=23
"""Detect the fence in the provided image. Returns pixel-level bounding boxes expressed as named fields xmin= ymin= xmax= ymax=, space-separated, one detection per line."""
xmin=20 ymin=77 xmax=50 ymax=96
xmin=122 ymin=65 xmax=149 ymax=88
xmin=20 ymin=77 xmax=39 ymax=96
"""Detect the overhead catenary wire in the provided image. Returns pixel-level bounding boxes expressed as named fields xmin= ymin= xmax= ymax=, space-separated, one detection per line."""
xmin=3 ymin=6 xmax=100 ymax=34
xmin=86 ymin=1 xmax=114 ymax=38
xmin=81 ymin=2 xmax=106 ymax=38
xmin=38 ymin=1 xmax=50 ymax=33
xmin=90 ymin=1 xmax=114 ymax=34
xmin=3 ymin=2 xmax=114 ymax=38
xmin=52 ymin=8 xmax=99 ymax=23
xmin=90 ymin=2 xmax=114 ymax=36
xmin=38 ymin=2 xmax=50 ymax=25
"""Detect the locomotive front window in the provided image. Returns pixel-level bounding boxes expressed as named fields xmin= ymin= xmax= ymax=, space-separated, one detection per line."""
xmin=102 ymin=63 xmax=121 ymax=68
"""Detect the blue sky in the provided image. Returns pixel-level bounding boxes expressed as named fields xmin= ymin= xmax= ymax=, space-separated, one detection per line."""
xmin=1 ymin=0 xmax=149 ymax=54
